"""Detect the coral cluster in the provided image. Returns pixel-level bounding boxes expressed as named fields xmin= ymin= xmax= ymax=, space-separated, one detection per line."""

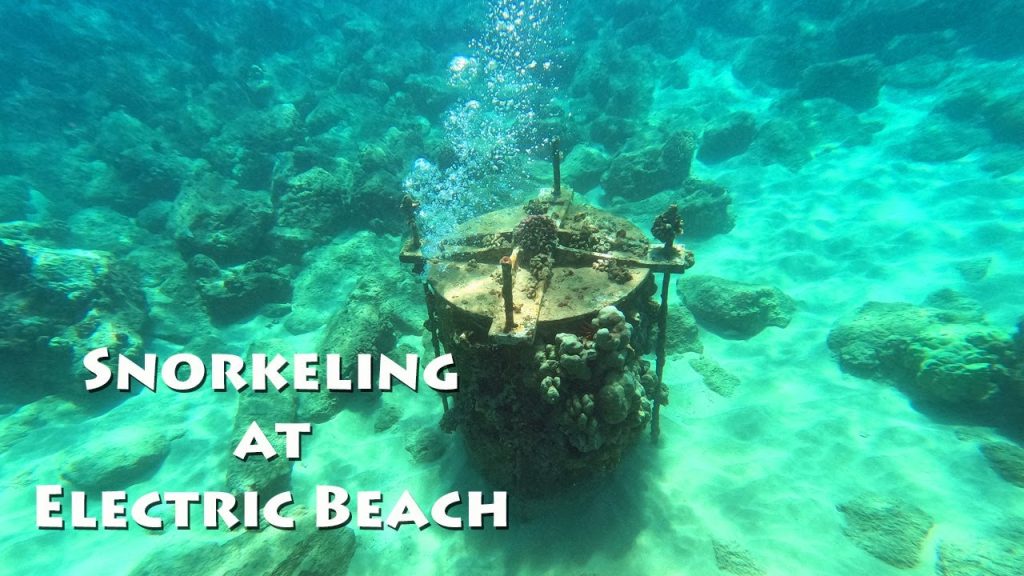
xmin=535 ymin=306 xmax=656 ymax=454
xmin=513 ymin=214 xmax=558 ymax=254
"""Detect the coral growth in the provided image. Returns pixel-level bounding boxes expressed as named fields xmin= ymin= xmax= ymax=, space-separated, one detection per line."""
xmin=513 ymin=214 xmax=559 ymax=254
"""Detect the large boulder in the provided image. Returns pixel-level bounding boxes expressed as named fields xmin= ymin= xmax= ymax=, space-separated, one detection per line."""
xmin=63 ymin=429 xmax=177 ymax=491
xmin=270 ymin=166 xmax=353 ymax=260
xmin=797 ymin=56 xmax=884 ymax=111
xmin=307 ymin=276 xmax=400 ymax=422
xmin=195 ymin=257 xmax=293 ymax=325
xmin=677 ymin=275 xmax=795 ymax=339
xmin=170 ymin=171 xmax=274 ymax=266
xmin=698 ymin=112 xmax=758 ymax=164
xmin=601 ymin=126 xmax=696 ymax=201
xmin=561 ymin=144 xmax=611 ymax=193
xmin=826 ymin=291 xmax=1018 ymax=410
xmin=0 ymin=241 xmax=147 ymax=406
xmin=614 ymin=178 xmax=735 ymax=240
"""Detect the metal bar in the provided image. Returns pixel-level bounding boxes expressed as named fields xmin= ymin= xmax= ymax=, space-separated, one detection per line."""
xmin=500 ymin=256 xmax=515 ymax=331
xmin=552 ymin=138 xmax=561 ymax=198
xmin=653 ymin=270 xmax=671 ymax=443
xmin=423 ymin=282 xmax=449 ymax=413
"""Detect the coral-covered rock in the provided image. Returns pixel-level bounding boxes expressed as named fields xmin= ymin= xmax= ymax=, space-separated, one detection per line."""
xmin=837 ymin=494 xmax=933 ymax=569
xmin=226 ymin=338 xmax=299 ymax=495
xmin=91 ymin=110 xmax=192 ymax=211
xmin=667 ymin=304 xmax=703 ymax=355
xmin=63 ymin=429 xmax=177 ymax=491
xmin=980 ymin=442 xmax=1024 ymax=488
xmin=615 ymin=178 xmax=735 ymax=240
xmin=405 ymin=428 xmax=449 ymax=463
xmin=308 ymin=277 xmax=399 ymax=421
xmin=906 ymin=324 xmax=1011 ymax=404
xmin=223 ymin=103 xmax=305 ymax=154
xmin=712 ymin=540 xmax=766 ymax=576
xmin=698 ymin=112 xmax=758 ymax=164
xmin=270 ymin=166 xmax=353 ymax=259
xmin=827 ymin=292 xmax=1019 ymax=411
xmin=170 ymin=171 xmax=274 ymax=265
xmin=937 ymin=535 xmax=1024 ymax=576
xmin=732 ymin=35 xmax=816 ymax=89
xmin=128 ymin=507 xmax=356 ymax=576
xmin=0 ymin=242 xmax=147 ymax=407
xmin=747 ymin=118 xmax=813 ymax=171
xmin=689 ymin=356 xmax=740 ymax=397
xmin=0 ymin=176 xmax=30 ymax=222
xmin=601 ymin=127 xmax=696 ymax=201
xmin=197 ymin=257 xmax=292 ymax=325
xmin=798 ymin=56 xmax=884 ymax=111
xmin=561 ymin=143 xmax=611 ymax=193
xmin=678 ymin=275 xmax=795 ymax=339
xmin=896 ymin=115 xmax=990 ymax=163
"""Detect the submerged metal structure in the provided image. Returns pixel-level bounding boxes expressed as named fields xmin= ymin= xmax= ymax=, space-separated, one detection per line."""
xmin=400 ymin=147 xmax=693 ymax=495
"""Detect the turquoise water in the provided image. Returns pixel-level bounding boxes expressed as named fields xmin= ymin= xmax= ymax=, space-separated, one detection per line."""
xmin=1 ymin=1 xmax=1023 ymax=574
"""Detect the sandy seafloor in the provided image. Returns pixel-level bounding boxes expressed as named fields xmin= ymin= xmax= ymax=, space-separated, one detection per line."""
xmin=2 ymin=2 xmax=1024 ymax=576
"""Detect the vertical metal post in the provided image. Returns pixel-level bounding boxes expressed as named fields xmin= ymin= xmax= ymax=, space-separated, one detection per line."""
xmin=423 ymin=282 xmax=449 ymax=413
xmin=551 ymin=138 xmax=561 ymax=199
xmin=653 ymin=270 xmax=670 ymax=443
xmin=500 ymin=256 xmax=515 ymax=331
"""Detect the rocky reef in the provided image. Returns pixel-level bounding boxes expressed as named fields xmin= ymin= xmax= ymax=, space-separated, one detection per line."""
xmin=678 ymin=275 xmax=795 ymax=340
xmin=828 ymin=290 xmax=1023 ymax=422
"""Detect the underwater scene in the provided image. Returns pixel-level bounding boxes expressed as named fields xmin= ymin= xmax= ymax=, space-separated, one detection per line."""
xmin=1 ymin=0 xmax=1023 ymax=574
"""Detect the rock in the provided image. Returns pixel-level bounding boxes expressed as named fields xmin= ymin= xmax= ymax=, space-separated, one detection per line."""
xmin=827 ymin=301 xmax=936 ymax=380
xmin=980 ymin=442 xmax=1024 ymax=488
xmin=135 ymin=200 xmax=173 ymax=234
xmin=223 ymin=103 xmax=304 ymax=154
xmin=0 ymin=397 xmax=85 ymax=452
xmin=678 ymin=275 xmax=795 ymax=339
xmin=837 ymin=494 xmax=933 ymax=569
xmin=170 ymin=171 xmax=273 ymax=266
xmin=733 ymin=35 xmax=816 ymax=89
xmin=0 ymin=176 xmax=30 ymax=222
xmin=226 ymin=339 xmax=299 ymax=495
xmin=0 ymin=243 xmax=147 ymax=406
xmin=798 ymin=56 xmax=884 ymax=111
xmin=898 ymin=115 xmax=990 ymax=163
xmin=405 ymin=428 xmax=448 ymax=463
xmin=128 ymin=507 xmax=356 ymax=576
xmin=270 ymin=166 xmax=351 ymax=259
xmin=826 ymin=293 xmax=1016 ymax=409
xmin=748 ymin=118 xmax=813 ymax=171
xmin=906 ymin=324 xmax=1010 ymax=404
xmin=63 ymin=430 xmax=176 ymax=491
xmin=698 ymin=112 xmax=758 ymax=164
xmin=596 ymin=382 xmax=629 ymax=425
xmin=986 ymin=98 xmax=1024 ymax=146
xmin=601 ymin=127 xmax=696 ymax=201
xmin=937 ymin=535 xmax=1024 ymax=576
xmin=834 ymin=2 xmax=977 ymax=57
xmin=886 ymin=54 xmax=953 ymax=90
xmin=91 ymin=110 xmax=192 ymax=211
xmin=954 ymin=257 xmax=992 ymax=283
xmin=68 ymin=207 xmax=144 ymax=255
xmin=374 ymin=403 xmax=402 ymax=432
xmin=667 ymin=305 xmax=703 ymax=355
xmin=561 ymin=144 xmax=611 ymax=193
xmin=308 ymin=277 xmax=398 ymax=421
xmin=614 ymin=178 xmax=735 ymax=240
xmin=197 ymin=257 xmax=293 ymax=325
xmin=712 ymin=540 xmax=766 ymax=576
xmin=689 ymin=357 xmax=740 ymax=397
